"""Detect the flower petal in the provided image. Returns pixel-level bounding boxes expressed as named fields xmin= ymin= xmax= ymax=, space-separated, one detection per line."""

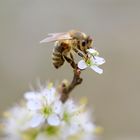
xmin=47 ymin=114 xmax=60 ymax=126
xmin=53 ymin=101 xmax=62 ymax=114
xmin=27 ymin=100 xmax=42 ymax=110
xmin=64 ymin=99 xmax=76 ymax=113
xmin=94 ymin=56 xmax=105 ymax=65
xmin=87 ymin=48 xmax=96 ymax=54
xmin=87 ymin=48 xmax=99 ymax=56
xmin=84 ymin=123 xmax=96 ymax=132
xmin=90 ymin=65 xmax=103 ymax=74
xmin=24 ymin=92 xmax=37 ymax=100
xmin=69 ymin=123 xmax=79 ymax=135
xmin=78 ymin=60 xmax=87 ymax=69
xmin=29 ymin=113 xmax=44 ymax=127
xmin=42 ymin=88 xmax=56 ymax=105
xmin=36 ymin=133 xmax=47 ymax=140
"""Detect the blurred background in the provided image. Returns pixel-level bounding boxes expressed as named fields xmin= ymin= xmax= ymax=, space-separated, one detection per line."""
xmin=0 ymin=0 xmax=140 ymax=139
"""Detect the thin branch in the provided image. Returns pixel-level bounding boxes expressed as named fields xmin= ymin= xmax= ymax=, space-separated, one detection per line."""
xmin=59 ymin=68 xmax=83 ymax=103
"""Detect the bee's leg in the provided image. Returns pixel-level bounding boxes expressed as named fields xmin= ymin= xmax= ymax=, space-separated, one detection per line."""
xmin=70 ymin=52 xmax=74 ymax=61
xmin=70 ymin=52 xmax=78 ymax=69
xmin=64 ymin=55 xmax=77 ymax=69
xmin=73 ymin=48 xmax=87 ymax=60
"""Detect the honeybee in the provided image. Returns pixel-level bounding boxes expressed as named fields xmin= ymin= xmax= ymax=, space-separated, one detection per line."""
xmin=40 ymin=30 xmax=93 ymax=69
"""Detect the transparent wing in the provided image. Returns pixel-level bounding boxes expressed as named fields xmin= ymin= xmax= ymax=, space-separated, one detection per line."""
xmin=40 ymin=32 xmax=72 ymax=43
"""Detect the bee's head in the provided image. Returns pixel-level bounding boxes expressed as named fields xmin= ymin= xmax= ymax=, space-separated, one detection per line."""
xmin=80 ymin=36 xmax=93 ymax=51
xmin=86 ymin=36 xmax=93 ymax=48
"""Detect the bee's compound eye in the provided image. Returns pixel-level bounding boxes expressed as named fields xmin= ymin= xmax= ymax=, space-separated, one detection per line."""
xmin=81 ymin=40 xmax=86 ymax=46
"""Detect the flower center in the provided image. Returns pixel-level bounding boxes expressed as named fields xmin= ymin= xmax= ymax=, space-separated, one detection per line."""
xmin=22 ymin=129 xmax=38 ymax=140
xmin=86 ymin=59 xmax=92 ymax=66
xmin=45 ymin=126 xmax=59 ymax=136
xmin=42 ymin=107 xmax=52 ymax=117
xmin=63 ymin=112 xmax=70 ymax=122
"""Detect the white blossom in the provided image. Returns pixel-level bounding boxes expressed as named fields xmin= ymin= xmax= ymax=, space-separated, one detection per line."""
xmin=1 ymin=83 xmax=97 ymax=140
xmin=24 ymin=86 xmax=62 ymax=127
xmin=78 ymin=48 xmax=105 ymax=74
xmin=1 ymin=106 xmax=32 ymax=140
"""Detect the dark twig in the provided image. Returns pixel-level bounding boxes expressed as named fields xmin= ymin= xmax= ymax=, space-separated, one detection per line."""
xmin=59 ymin=68 xmax=83 ymax=103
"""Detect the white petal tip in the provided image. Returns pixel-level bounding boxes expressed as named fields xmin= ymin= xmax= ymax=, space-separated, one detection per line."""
xmin=78 ymin=60 xmax=87 ymax=70
xmin=94 ymin=56 xmax=105 ymax=65
xmin=87 ymin=48 xmax=99 ymax=56
xmin=40 ymin=40 xmax=46 ymax=43
xmin=91 ymin=66 xmax=103 ymax=74
xmin=29 ymin=114 xmax=44 ymax=128
xmin=96 ymin=69 xmax=103 ymax=74
xmin=48 ymin=114 xmax=60 ymax=126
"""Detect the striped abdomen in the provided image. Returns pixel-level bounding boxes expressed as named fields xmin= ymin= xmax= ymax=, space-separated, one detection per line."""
xmin=52 ymin=46 xmax=65 ymax=69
